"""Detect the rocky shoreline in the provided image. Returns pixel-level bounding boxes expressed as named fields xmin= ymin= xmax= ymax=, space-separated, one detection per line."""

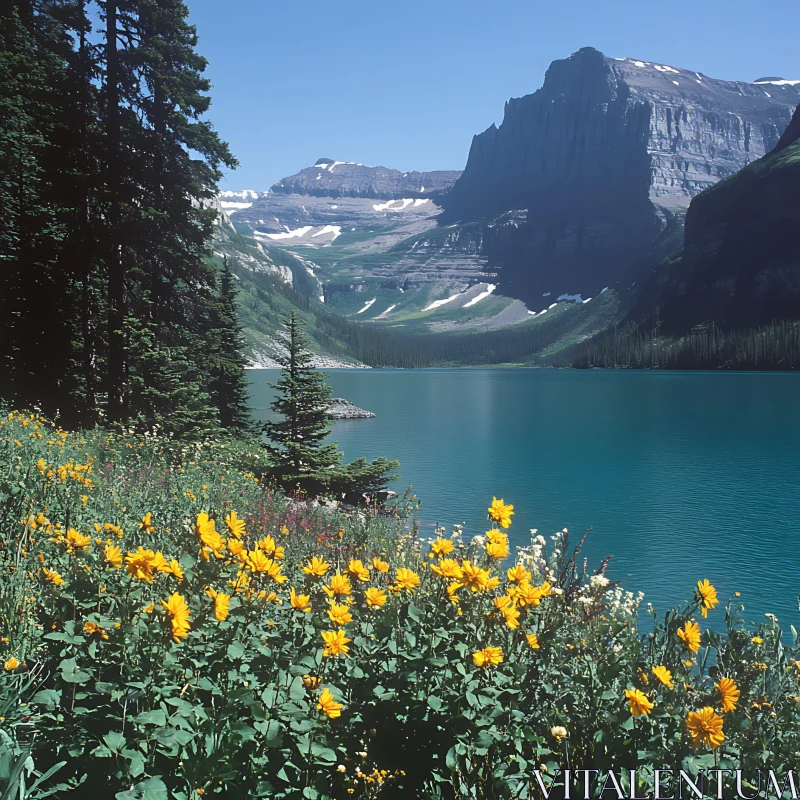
xmin=245 ymin=351 xmax=370 ymax=370
xmin=327 ymin=398 xmax=375 ymax=419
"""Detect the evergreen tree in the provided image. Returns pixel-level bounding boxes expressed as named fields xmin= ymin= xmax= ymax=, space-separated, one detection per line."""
xmin=0 ymin=0 xmax=82 ymax=417
xmin=0 ymin=0 xmax=248 ymax=435
xmin=209 ymin=257 xmax=253 ymax=433
xmin=263 ymin=313 xmax=343 ymax=495
xmin=263 ymin=313 xmax=399 ymax=499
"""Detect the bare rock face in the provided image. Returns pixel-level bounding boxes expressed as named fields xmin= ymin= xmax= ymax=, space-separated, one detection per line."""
xmin=218 ymin=161 xmax=462 ymax=247
xmin=273 ymin=159 xmax=461 ymax=201
xmin=635 ymin=103 xmax=800 ymax=332
xmin=441 ymin=47 xmax=800 ymax=310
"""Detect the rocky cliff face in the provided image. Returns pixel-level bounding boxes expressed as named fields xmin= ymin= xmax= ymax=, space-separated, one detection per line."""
xmin=272 ymin=159 xmax=460 ymax=201
xmin=441 ymin=48 xmax=800 ymax=309
xmin=633 ymin=104 xmax=800 ymax=331
xmin=217 ymin=161 xmax=503 ymax=325
xmin=219 ymin=159 xmax=461 ymax=243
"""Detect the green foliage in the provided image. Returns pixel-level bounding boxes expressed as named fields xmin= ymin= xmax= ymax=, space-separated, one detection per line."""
xmin=206 ymin=258 xmax=254 ymax=434
xmin=564 ymin=318 xmax=800 ymax=370
xmin=3 ymin=412 xmax=800 ymax=798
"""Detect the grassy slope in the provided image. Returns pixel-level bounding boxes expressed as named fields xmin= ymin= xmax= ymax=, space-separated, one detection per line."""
xmin=212 ymin=216 xmax=627 ymax=368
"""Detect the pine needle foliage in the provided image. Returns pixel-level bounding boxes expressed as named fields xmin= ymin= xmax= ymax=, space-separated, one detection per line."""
xmin=263 ymin=313 xmax=398 ymax=499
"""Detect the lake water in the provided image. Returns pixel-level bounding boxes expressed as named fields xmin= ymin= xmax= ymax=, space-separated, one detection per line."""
xmin=248 ymin=369 xmax=800 ymax=631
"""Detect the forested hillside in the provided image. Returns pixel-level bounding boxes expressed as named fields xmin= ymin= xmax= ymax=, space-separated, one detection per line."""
xmin=0 ymin=0 xmax=249 ymax=434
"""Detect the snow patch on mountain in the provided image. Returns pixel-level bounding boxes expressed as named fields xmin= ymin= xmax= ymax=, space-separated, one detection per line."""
xmin=356 ymin=298 xmax=377 ymax=314
xmin=463 ymin=284 xmax=496 ymax=307
xmin=312 ymin=225 xmax=342 ymax=241
xmin=257 ymin=226 xmax=313 ymax=240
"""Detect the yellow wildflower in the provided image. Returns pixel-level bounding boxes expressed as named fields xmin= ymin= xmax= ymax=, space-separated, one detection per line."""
xmin=196 ymin=512 xmax=225 ymax=555
xmin=228 ymin=539 xmax=245 ymax=557
xmin=4 ymin=658 xmax=19 ymax=672
xmin=42 ymin=568 xmax=64 ymax=586
xmin=372 ymin=557 xmax=389 ymax=573
xmin=317 ymin=688 xmax=344 ymax=719
xmin=257 ymin=535 xmax=285 ymax=560
xmin=346 ymin=559 xmax=370 ymax=582
xmin=686 ymin=707 xmax=724 ymax=750
xmin=224 ymin=510 xmax=246 ymax=539
xmin=213 ymin=592 xmax=231 ymax=622
xmin=162 ymin=592 xmax=191 ymax=641
xmin=303 ymin=556 xmax=330 ymax=578
xmin=364 ymin=587 xmax=387 ymax=608
xmin=164 ymin=559 xmax=184 ymax=582
xmin=327 ymin=602 xmax=354 ymax=626
xmin=652 ymin=666 xmax=674 ymax=689
xmin=289 ymin=587 xmax=312 ymax=612
xmin=715 ymin=677 xmax=740 ymax=713
xmin=324 ymin=573 xmax=352 ymax=597
xmin=459 ymin=561 xmax=493 ymax=592
xmin=473 ymin=647 xmax=504 ymax=668
xmin=125 ymin=547 xmax=160 ymax=583
xmin=393 ymin=568 xmax=420 ymax=592
xmin=507 ymin=564 xmax=532 ymax=584
xmin=488 ymin=497 xmax=514 ymax=528
xmin=430 ymin=558 xmax=463 ymax=580
xmin=430 ymin=538 xmax=454 ymax=558
xmin=104 ymin=545 xmax=123 ymax=570
xmin=677 ymin=620 xmax=701 ymax=654
xmin=321 ymin=629 xmax=351 ymax=657
xmin=139 ymin=512 xmax=155 ymax=534
xmin=695 ymin=580 xmax=719 ymax=618
xmin=486 ymin=538 xmax=510 ymax=559
xmin=526 ymin=632 xmax=540 ymax=649
xmin=65 ymin=528 xmax=91 ymax=552
xmin=244 ymin=550 xmax=287 ymax=582
xmin=83 ymin=621 xmax=109 ymax=640
xmin=625 ymin=688 xmax=654 ymax=717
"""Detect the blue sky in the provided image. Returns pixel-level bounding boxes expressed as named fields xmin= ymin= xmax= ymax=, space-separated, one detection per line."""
xmin=187 ymin=0 xmax=800 ymax=190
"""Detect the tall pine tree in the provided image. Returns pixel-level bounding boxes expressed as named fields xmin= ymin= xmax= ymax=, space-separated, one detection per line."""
xmin=208 ymin=257 xmax=253 ymax=433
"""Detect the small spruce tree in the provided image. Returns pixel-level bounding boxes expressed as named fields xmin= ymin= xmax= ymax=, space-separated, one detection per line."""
xmin=263 ymin=313 xmax=342 ymax=495
xmin=263 ymin=313 xmax=398 ymax=499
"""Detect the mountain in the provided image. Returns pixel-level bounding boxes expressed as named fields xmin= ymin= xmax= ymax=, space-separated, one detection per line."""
xmin=632 ymin=103 xmax=800 ymax=333
xmin=220 ymin=161 xmax=544 ymax=334
xmin=440 ymin=47 xmax=800 ymax=309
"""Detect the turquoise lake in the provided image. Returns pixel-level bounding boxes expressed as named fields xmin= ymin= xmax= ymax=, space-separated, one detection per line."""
xmin=248 ymin=369 xmax=800 ymax=631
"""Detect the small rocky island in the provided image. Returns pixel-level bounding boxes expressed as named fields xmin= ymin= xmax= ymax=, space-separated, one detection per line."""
xmin=327 ymin=398 xmax=375 ymax=419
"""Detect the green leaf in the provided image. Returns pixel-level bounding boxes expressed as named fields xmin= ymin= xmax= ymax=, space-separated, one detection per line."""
xmin=59 ymin=658 xmax=91 ymax=684
xmin=31 ymin=689 xmax=61 ymax=709
xmin=427 ymin=695 xmax=443 ymax=712
xmin=115 ymin=776 xmax=168 ymax=800
xmin=288 ymin=676 xmax=306 ymax=701
xmin=227 ymin=641 xmax=245 ymax=660
xmin=104 ymin=732 xmax=126 ymax=753
xmin=134 ymin=710 xmax=167 ymax=726
xmin=310 ymin=742 xmax=337 ymax=764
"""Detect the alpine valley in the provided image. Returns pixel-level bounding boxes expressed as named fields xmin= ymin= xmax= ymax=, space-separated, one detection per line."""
xmin=215 ymin=48 xmax=800 ymax=369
